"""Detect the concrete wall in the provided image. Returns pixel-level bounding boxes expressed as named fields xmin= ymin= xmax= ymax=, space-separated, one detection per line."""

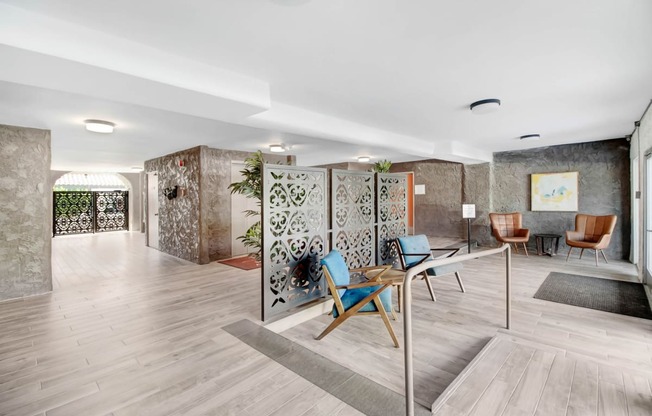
xmin=392 ymin=139 xmax=630 ymax=259
xmin=492 ymin=139 xmax=630 ymax=259
xmin=391 ymin=159 xmax=465 ymax=238
xmin=314 ymin=162 xmax=372 ymax=171
xmin=463 ymin=163 xmax=493 ymax=246
xmin=145 ymin=146 xmax=293 ymax=264
xmin=145 ymin=146 xmax=202 ymax=263
xmin=0 ymin=124 xmax=52 ymax=301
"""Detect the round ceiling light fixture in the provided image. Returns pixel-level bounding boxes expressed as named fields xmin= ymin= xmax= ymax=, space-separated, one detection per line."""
xmin=519 ymin=134 xmax=541 ymax=141
xmin=357 ymin=156 xmax=371 ymax=163
xmin=469 ymin=98 xmax=501 ymax=115
xmin=85 ymin=119 xmax=115 ymax=133
xmin=269 ymin=144 xmax=286 ymax=153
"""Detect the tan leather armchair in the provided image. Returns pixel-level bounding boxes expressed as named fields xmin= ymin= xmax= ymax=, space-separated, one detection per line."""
xmin=489 ymin=212 xmax=530 ymax=256
xmin=566 ymin=214 xmax=617 ymax=266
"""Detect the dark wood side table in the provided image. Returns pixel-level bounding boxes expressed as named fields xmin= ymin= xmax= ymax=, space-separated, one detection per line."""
xmin=535 ymin=233 xmax=562 ymax=256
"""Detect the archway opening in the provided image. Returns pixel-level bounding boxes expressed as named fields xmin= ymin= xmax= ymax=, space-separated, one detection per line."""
xmin=53 ymin=172 xmax=130 ymax=236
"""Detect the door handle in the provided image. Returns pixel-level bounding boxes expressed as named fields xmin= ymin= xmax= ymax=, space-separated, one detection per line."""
xmin=154 ymin=213 xmax=158 ymax=216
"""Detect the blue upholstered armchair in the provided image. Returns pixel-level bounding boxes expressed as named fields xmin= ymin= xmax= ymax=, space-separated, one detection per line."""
xmin=395 ymin=235 xmax=465 ymax=302
xmin=315 ymin=250 xmax=399 ymax=348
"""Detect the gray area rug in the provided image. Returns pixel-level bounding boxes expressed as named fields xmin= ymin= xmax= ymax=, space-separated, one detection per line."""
xmin=534 ymin=272 xmax=652 ymax=320
xmin=223 ymin=319 xmax=431 ymax=416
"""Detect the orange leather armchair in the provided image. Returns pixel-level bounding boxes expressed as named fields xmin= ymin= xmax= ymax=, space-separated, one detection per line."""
xmin=489 ymin=212 xmax=530 ymax=256
xmin=565 ymin=214 xmax=617 ymax=266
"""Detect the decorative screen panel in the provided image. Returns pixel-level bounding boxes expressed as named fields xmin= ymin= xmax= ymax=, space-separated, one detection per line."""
xmin=331 ymin=170 xmax=375 ymax=269
xmin=262 ymin=165 xmax=328 ymax=321
xmin=94 ymin=191 xmax=129 ymax=232
xmin=376 ymin=173 xmax=408 ymax=266
xmin=53 ymin=191 xmax=94 ymax=236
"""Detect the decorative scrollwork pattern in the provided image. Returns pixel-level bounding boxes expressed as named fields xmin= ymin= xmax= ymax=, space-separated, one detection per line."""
xmin=53 ymin=191 xmax=129 ymax=236
xmin=262 ymin=165 xmax=327 ymax=320
xmin=95 ymin=191 xmax=129 ymax=232
xmin=332 ymin=170 xmax=375 ymax=269
xmin=53 ymin=192 xmax=94 ymax=235
xmin=376 ymin=173 xmax=408 ymax=266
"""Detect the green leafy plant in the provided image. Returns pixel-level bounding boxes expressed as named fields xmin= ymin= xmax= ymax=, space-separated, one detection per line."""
xmin=371 ymin=159 xmax=392 ymax=173
xmin=228 ymin=151 xmax=266 ymax=261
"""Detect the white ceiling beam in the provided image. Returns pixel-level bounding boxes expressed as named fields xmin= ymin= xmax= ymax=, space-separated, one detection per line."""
xmin=0 ymin=2 xmax=494 ymax=165
xmin=0 ymin=3 xmax=270 ymax=116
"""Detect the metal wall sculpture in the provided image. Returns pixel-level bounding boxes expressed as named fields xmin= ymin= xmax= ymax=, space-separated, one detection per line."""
xmin=376 ymin=173 xmax=408 ymax=266
xmin=262 ymin=165 xmax=327 ymax=321
xmin=331 ymin=170 xmax=375 ymax=268
xmin=53 ymin=191 xmax=129 ymax=236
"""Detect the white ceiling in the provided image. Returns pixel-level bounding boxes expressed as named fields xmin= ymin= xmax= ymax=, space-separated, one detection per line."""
xmin=0 ymin=0 xmax=651 ymax=171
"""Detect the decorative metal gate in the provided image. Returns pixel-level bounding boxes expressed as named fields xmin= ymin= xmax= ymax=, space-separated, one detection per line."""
xmin=53 ymin=191 xmax=128 ymax=236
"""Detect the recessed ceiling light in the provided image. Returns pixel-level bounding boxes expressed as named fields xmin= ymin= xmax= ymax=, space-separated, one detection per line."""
xmin=357 ymin=156 xmax=371 ymax=163
xmin=470 ymin=98 xmax=501 ymax=115
xmin=519 ymin=134 xmax=541 ymax=141
xmin=85 ymin=119 xmax=115 ymax=133
xmin=269 ymin=144 xmax=286 ymax=153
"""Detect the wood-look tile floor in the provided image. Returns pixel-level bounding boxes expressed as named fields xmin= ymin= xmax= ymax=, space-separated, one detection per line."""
xmin=1 ymin=232 xmax=651 ymax=415
xmin=431 ymin=333 xmax=652 ymax=416
xmin=282 ymin=243 xmax=652 ymax=411
xmin=1 ymin=232 xmax=364 ymax=416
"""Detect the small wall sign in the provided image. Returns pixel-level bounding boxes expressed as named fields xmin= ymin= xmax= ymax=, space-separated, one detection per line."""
xmin=462 ymin=204 xmax=476 ymax=219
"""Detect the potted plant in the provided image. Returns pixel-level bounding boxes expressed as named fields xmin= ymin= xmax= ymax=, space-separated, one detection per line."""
xmin=371 ymin=159 xmax=392 ymax=173
xmin=228 ymin=151 xmax=265 ymax=261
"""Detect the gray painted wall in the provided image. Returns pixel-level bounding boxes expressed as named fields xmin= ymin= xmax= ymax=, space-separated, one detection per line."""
xmin=0 ymin=124 xmax=52 ymax=301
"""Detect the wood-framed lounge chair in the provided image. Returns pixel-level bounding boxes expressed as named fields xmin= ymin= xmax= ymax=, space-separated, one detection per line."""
xmin=489 ymin=212 xmax=530 ymax=256
xmin=316 ymin=250 xmax=399 ymax=348
xmin=393 ymin=235 xmax=465 ymax=306
xmin=566 ymin=213 xmax=617 ymax=266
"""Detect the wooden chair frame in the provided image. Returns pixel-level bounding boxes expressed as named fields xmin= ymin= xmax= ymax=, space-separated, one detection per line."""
xmin=392 ymin=239 xmax=465 ymax=309
xmin=565 ymin=214 xmax=617 ymax=267
xmin=489 ymin=212 xmax=530 ymax=257
xmin=316 ymin=264 xmax=399 ymax=348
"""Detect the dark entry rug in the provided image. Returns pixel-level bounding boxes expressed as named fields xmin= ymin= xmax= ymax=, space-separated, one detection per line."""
xmin=534 ymin=272 xmax=652 ymax=320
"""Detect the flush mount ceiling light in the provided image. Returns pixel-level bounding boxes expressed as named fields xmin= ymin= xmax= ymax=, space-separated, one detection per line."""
xmin=520 ymin=134 xmax=541 ymax=141
xmin=85 ymin=119 xmax=115 ymax=133
xmin=357 ymin=156 xmax=371 ymax=163
xmin=469 ymin=98 xmax=501 ymax=115
xmin=269 ymin=144 xmax=286 ymax=153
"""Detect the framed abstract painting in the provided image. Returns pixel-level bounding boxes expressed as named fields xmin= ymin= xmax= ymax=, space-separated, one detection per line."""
xmin=531 ymin=172 xmax=578 ymax=211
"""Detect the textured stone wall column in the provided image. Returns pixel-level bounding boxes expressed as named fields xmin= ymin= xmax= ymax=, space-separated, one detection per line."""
xmin=0 ymin=124 xmax=52 ymax=301
xmin=391 ymin=160 xmax=464 ymax=238
xmin=462 ymin=163 xmax=493 ymax=246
